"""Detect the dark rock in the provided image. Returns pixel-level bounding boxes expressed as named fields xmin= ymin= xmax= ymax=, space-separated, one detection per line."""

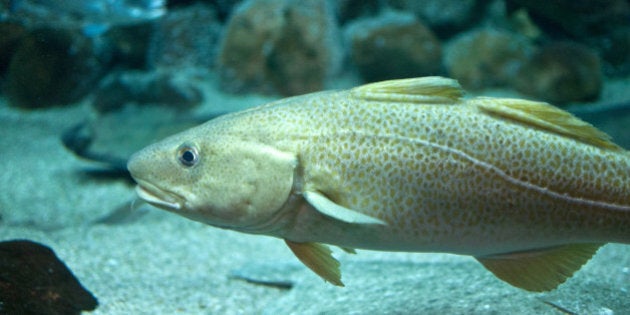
xmin=61 ymin=106 xmax=219 ymax=173
xmin=0 ymin=23 xmax=27 ymax=76
xmin=444 ymin=28 xmax=534 ymax=90
xmin=93 ymin=70 xmax=203 ymax=113
xmin=336 ymin=0 xmax=381 ymax=24
xmin=503 ymin=1 xmax=629 ymax=77
xmin=4 ymin=28 xmax=107 ymax=108
xmin=0 ymin=0 xmax=165 ymax=34
xmin=104 ymin=22 xmax=155 ymax=70
xmin=217 ymin=0 xmax=342 ymax=96
xmin=570 ymin=101 xmax=630 ymax=150
xmin=148 ymin=3 xmax=222 ymax=69
xmin=209 ymin=0 xmax=245 ymax=21
xmin=386 ymin=0 xmax=486 ymax=38
xmin=0 ymin=239 xmax=98 ymax=315
xmin=346 ymin=10 xmax=442 ymax=82
xmin=597 ymin=28 xmax=630 ymax=76
xmin=506 ymin=0 xmax=630 ymax=39
xmin=513 ymin=41 xmax=603 ymax=104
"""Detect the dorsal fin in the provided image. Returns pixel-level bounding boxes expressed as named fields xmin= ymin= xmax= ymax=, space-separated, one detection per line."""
xmin=351 ymin=77 xmax=464 ymax=104
xmin=472 ymin=97 xmax=623 ymax=151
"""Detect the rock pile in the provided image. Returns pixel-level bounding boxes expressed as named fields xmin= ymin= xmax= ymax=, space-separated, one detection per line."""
xmin=1 ymin=0 xmax=628 ymax=107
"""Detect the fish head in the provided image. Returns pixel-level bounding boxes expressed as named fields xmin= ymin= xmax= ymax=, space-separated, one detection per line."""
xmin=127 ymin=124 xmax=297 ymax=232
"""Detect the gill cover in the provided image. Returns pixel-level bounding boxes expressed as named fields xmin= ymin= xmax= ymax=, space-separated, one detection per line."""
xmin=185 ymin=140 xmax=298 ymax=229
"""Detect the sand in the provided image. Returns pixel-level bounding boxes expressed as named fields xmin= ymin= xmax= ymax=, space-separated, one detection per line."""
xmin=0 ymin=78 xmax=629 ymax=314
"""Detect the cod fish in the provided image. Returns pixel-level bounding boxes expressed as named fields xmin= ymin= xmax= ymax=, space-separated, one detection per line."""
xmin=127 ymin=77 xmax=630 ymax=292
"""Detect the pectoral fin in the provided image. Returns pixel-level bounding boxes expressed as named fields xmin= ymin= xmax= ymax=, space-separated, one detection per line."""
xmin=285 ymin=240 xmax=344 ymax=286
xmin=304 ymin=191 xmax=386 ymax=225
xmin=476 ymin=243 xmax=603 ymax=292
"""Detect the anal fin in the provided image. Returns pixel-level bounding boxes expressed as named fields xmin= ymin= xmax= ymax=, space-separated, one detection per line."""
xmin=285 ymin=240 xmax=344 ymax=286
xmin=476 ymin=243 xmax=603 ymax=292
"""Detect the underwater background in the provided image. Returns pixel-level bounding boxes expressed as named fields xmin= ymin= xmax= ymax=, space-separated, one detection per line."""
xmin=0 ymin=0 xmax=629 ymax=314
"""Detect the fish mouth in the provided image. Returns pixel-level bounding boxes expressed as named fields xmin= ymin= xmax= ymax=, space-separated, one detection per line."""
xmin=134 ymin=180 xmax=184 ymax=211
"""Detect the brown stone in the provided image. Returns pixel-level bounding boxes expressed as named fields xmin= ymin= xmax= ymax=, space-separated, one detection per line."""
xmin=445 ymin=28 xmax=534 ymax=90
xmin=5 ymin=28 xmax=106 ymax=108
xmin=386 ymin=0 xmax=485 ymax=37
xmin=217 ymin=0 xmax=341 ymax=96
xmin=148 ymin=3 xmax=222 ymax=69
xmin=506 ymin=0 xmax=630 ymax=38
xmin=0 ymin=240 xmax=98 ymax=315
xmin=513 ymin=41 xmax=603 ymax=103
xmin=0 ymin=23 xmax=27 ymax=75
xmin=346 ymin=10 xmax=442 ymax=82
xmin=93 ymin=70 xmax=203 ymax=113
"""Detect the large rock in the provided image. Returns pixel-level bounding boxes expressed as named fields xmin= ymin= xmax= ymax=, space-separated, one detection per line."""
xmin=444 ymin=28 xmax=534 ymax=90
xmin=386 ymin=0 xmax=485 ymax=37
xmin=93 ymin=70 xmax=203 ymax=113
xmin=505 ymin=1 xmax=630 ymax=76
xmin=147 ymin=3 xmax=222 ymax=69
xmin=345 ymin=10 xmax=442 ymax=82
xmin=4 ymin=28 xmax=107 ymax=108
xmin=209 ymin=0 xmax=245 ymax=21
xmin=0 ymin=22 xmax=26 ymax=76
xmin=336 ymin=0 xmax=381 ymax=24
xmin=217 ymin=0 xmax=341 ymax=96
xmin=597 ymin=28 xmax=630 ymax=76
xmin=104 ymin=22 xmax=155 ymax=70
xmin=513 ymin=41 xmax=603 ymax=104
xmin=506 ymin=0 xmax=630 ymax=39
xmin=0 ymin=240 xmax=98 ymax=315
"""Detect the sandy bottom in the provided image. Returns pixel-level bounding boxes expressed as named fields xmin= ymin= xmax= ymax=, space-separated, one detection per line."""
xmin=0 ymin=79 xmax=629 ymax=314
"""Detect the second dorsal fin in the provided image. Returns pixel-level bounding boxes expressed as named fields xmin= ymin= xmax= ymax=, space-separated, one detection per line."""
xmin=472 ymin=97 xmax=623 ymax=151
xmin=351 ymin=77 xmax=464 ymax=104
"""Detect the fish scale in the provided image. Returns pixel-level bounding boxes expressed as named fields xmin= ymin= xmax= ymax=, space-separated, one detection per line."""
xmin=255 ymin=93 xmax=629 ymax=243
xmin=128 ymin=77 xmax=630 ymax=292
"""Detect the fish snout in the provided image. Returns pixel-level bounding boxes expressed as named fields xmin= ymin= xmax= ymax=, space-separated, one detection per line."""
xmin=127 ymin=146 xmax=160 ymax=181
xmin=126 ymin=151 xmax=143 ymax=180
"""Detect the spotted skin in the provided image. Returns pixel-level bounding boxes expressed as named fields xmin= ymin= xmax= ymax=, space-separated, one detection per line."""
xmin=196 ymin=88 xmax=630 ymax=255
xmin=128 ymin=77 xmax=630 ymax=290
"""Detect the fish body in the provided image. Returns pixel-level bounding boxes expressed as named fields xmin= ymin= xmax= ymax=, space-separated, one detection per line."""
xmin=128 ymin=77 xmax=630 ymax=291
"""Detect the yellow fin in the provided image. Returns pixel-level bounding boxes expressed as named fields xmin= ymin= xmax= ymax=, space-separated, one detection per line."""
xmin=473 ymin=97 xmax=622 ymax=151
xmin=351 ymin=76 xmax=464 ymax=104
xmin=304 ymin=191 xmax=386 ymax=225
xmin=285 ymin=240 xmax=344 ymax=286
xmin=476 ymin=243 xmax=603 ymax=292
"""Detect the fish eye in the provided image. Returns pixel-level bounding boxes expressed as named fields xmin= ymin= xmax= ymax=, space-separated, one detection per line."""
xmin=177 ymin=144 xmax=199 ymax=167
